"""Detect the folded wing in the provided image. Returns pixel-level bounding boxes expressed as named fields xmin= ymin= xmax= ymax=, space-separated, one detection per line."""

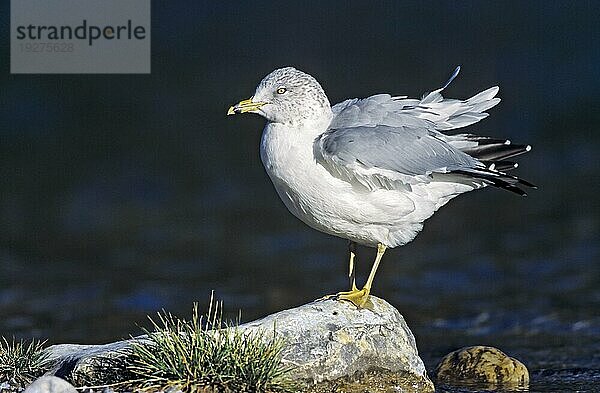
xmin=315 ymin=68 xmax=534 ymax=195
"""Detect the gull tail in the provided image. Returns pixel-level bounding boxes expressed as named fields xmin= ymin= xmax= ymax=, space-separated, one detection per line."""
xmin=445 ymin=133 xmax=535 ymax=196
xmin=417 ymin=66 xmax=535 ymax=196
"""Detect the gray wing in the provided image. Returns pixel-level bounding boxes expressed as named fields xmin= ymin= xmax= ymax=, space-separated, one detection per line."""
xmin=315 ymin=94 xmax=485 ymax=190
xmin=316 ymin=76 xmax=532 ymax=195
xmin=316 ymin=124 xmax=480 ymax=177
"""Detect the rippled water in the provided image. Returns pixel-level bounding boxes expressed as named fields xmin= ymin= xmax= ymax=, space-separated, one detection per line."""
xmin=1 ymin=1 xmax=599 ymax=391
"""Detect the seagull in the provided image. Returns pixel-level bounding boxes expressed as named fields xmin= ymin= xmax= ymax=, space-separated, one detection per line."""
xmin=228 ymin=66 xmax=534 ymax=307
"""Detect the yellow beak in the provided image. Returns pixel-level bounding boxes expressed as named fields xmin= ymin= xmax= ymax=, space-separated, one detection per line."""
xmin=227 ymin=96 xmax=266 ymax=116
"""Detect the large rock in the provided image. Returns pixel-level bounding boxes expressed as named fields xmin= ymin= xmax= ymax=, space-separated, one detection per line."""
xmin=45 ymin=296 xmax=433 ymax=392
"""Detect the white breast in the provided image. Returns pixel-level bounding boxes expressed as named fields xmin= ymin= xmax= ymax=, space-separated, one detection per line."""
xmin=260 ymin=122 xmax=346 ymax=229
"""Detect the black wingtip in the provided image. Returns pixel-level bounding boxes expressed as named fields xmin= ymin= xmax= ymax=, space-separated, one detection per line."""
xmin=518 ymin=178 xmax=537 ymax=189
xmin=451 ymin=169 xmax=534 ymax=197
xmin=505 ymin=185 xmax=528 ymax=197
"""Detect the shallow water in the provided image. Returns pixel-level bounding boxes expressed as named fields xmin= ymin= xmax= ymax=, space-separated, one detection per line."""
xmin=1 ymin=1 xmax=599 ymax=391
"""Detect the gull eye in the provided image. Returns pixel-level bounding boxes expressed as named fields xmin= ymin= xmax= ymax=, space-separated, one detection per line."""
xmin=276 ymin=87 xmax=287 ymax=94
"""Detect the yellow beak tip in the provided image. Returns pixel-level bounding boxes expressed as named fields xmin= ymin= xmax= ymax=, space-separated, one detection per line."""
xmin=227 ymin=97 xmax=263 ymax=116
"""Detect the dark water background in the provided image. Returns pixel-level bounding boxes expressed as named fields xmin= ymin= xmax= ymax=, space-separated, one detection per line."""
xmin=1 ymin=1 xmax=599 ymax=392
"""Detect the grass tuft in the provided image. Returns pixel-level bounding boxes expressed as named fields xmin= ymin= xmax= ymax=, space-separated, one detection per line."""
xmin=124 ymin=299 xmax=295 ymax=392
xmin=77 ymin=297 xmax=296 ymax=392
xmin=0 ymin=337 xmax=51 ymax=388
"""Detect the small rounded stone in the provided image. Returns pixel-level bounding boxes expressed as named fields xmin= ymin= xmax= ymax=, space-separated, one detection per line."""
xmin=23 ymin=376 xmax=77 ymax=393
xmin=435 ymin=346 xmax=529 ymax=388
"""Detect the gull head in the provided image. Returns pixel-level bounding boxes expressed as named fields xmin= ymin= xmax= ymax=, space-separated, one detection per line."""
xmin=228 ymin=67 xmax=332 ymax=126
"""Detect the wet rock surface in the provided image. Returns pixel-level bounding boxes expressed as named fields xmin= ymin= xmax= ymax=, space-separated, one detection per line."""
xmin=435 ymin=345 xmax=529 ymax=388
xmin=44 ymin=296 xmax=433 ymax=392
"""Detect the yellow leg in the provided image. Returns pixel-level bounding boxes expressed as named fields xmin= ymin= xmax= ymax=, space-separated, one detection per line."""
xmin=364 ymin=243 xmax=386 ymax=292
xmin=331 ymin=243 xmax=387 ymax=308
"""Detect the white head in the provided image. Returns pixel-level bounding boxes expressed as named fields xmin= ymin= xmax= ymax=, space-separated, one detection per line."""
xmin=228 ymin=67 xmax=332 ymax=126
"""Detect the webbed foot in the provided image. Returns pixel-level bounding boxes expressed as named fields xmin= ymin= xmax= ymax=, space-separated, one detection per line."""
xmin=321 ymin=287 xmax=371 ymax=308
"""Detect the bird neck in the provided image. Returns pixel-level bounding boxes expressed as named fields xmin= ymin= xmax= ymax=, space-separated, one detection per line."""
xmin=279 ymin=107 xmax=333 ymax=138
